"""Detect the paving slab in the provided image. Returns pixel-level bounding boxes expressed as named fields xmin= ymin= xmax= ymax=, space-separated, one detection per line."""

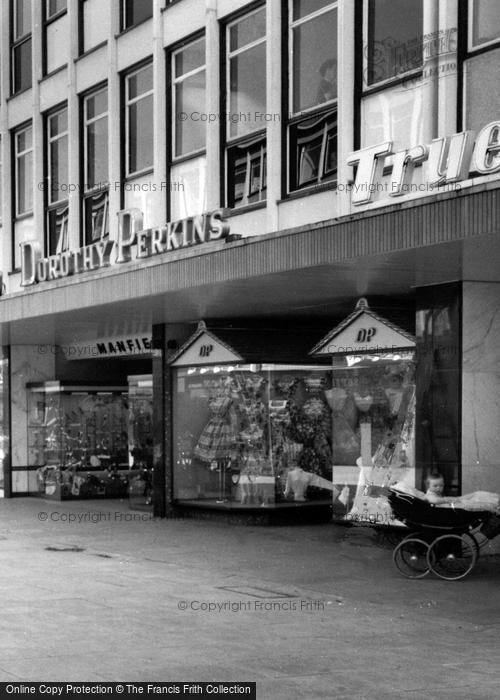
xmin=1 ymin=497 xmax=500 ymax=698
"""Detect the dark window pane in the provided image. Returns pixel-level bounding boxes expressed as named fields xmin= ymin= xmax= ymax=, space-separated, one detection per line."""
xmin=175 ymin=72 xmax=206 ymax=156
xmin=293 ymin=0 xmax=333 ymax=22
xmin=84 ymin=191 xmax=109 ymax=245
xmin=16 ymin=127 xmax=32 ymax=153
xmin=128 ymin=64 xmax=153 ymax=99
xmin=47 ymin=0 xmax=66 ymax=19
xmin=123 ymin=0 xmax=152 ymax=29
xmin=229 ymin=43 xmax=266 ymax=138
xmin=292 ymin=7 xmax=337 ymax=113
xmin=367 ymin=0 xmax=423 ymax=85
xmin=229 ymin=8 xmax=266 ymax=51
xmin=227 ymin=138 xmax=266 ymax=208
xmin=472 ymin=0 xmax=500 ymax=47
xmin=15 ymin=0 xmax=31 ymax=39
xmin=86 ymin=89 xmax=107 ymax=119
xmin=415 ymin=284 xmax=461 ymax=494
xmin=13 ymin=39 xmax=32 ymax=93
xmin=48 ymin=204 xmax=69 ymax=255
xmin=49 ymin=109 xmax=67 ymax=137
xmin=128 ymin=94 xmax=153 ymax=173
xmin=289 ymin=110 xmax=337 ymax=191
xmin=86 ymin=116 xmax=108 ymax=187
xmin=49 ymin=135 xmax=68 ymax=203
xmin=17 ymin=150 xmax=33 ymax=214
xmin=175 ymin=38 xmax=205 ymax=77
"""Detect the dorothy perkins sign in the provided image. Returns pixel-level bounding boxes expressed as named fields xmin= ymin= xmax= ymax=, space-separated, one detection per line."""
xmin=20 ymin=208 xmax=229 ymax=287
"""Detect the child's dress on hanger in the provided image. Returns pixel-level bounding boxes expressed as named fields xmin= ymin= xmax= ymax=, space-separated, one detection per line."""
xmin=194 ymin=395 xmax=237 ymax=463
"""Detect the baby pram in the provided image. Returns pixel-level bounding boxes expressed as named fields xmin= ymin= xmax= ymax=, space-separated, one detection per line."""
xmin=388 ymin=488 xmax=500 ymax=580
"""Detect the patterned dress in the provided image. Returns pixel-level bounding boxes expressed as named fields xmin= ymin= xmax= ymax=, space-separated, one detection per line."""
xmin=194 ymin=396 xmax=237 ymax=463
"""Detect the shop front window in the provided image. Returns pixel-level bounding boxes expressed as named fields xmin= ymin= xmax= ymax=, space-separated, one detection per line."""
xmin=173 ymin=365 xmax=334 ymax=507
xmin=0 ymin=352 xmax=10 ymax=497
xmin=28 ymin=384 xmax=130 ymax=500
xmin=329 ymin=355 xmax=416 ymax=525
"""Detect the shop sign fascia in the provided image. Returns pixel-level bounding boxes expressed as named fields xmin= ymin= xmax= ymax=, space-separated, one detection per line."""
xmin=347 ymin=120 xmax=500 ymax=205
xmin=310 ymin=298 xmax=415 ymax=357
xmin=20 ymin=208 xmax=230 ymax=287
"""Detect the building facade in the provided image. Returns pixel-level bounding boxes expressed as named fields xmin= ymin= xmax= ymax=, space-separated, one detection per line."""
xmin=0 ymin=0 xmax=498 ymax=523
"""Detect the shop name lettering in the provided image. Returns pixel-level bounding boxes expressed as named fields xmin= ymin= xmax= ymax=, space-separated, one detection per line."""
xmin=347 ymin=120 xmax=500 ymax=205
xmin=20 ymin=209 xmax=230 ymax=287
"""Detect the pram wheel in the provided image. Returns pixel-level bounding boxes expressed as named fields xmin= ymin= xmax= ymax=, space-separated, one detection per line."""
xmin=427 ymin=534 xmax=478 ymax=580
xmin=393 ymin=536 xmax=430 ymax=578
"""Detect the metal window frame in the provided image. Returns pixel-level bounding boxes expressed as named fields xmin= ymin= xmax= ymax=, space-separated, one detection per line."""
xmin=124 ymin=62 xmax=154 ymax=178
xmin=171 ymin=36 xmax=206 ymax=161
xmin=14 ymin=123 xmax=33 ymax=217
xmin=467 ymin=0 xmax=500 ymax=52
xmin=47 ymin=105 xmax=69 ymax=206
xmin=288 ymin=0 xmax=338 ymax=119
xmin=83 ymin=86 xmax=109 ymax=192
xmin=362 ymin=0 xmax=424 ymax=90
xmin=225 ymin=5 xmax=267 ymax=144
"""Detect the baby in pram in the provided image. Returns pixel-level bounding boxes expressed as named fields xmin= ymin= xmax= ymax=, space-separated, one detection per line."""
xmin=425 ymin=472 xmax=500 ymax=513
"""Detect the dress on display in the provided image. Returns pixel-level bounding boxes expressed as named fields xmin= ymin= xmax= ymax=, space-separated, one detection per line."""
xmin=194 ymin=395 xmax=238 ymax=463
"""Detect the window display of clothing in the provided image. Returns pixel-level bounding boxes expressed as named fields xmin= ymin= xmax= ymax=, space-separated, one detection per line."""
xmin=194 ymin=394 xmax=238 ymax=463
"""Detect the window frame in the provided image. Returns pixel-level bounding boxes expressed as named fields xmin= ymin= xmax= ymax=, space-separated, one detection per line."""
xmin=45 ymin=105 xmax=69 ymax=256
xmin=467 ymin=0 xmax=500 ymax=52
xmin=11 ymin=0 xmax=33 ymax=95
xmin=13 ymin=122 xmax=33 ymax=219
xmin=362 ymin=0 xmax=424 ymax=91
xmin=42 ymin=0 xmax=68 ymax=76
xmin=286 ymin=0 xmax=338 ymax=195
xmin=223 ymin=4 xmax=267 ymax=209
xmin=225 ymin=5 xmax=267 ymax=144
xmin=82 ymin=84 xmax=109 ymax=246
xmin=288 ymin=0 xmax=338 ymax=119
xmin=171 ymin=36 xmax=206 ymax=162
xmin=121 ymin=0 xmax=153 ymax=32
xmin=124 ymin=61 xmax=154 ymax=179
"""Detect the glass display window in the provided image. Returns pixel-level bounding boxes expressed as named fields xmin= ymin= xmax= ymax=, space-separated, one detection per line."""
xmin=311 ymin=298 xmax=417 ymax=526
xmin=328 ymin=354 xmax=416 ymax=525
xmin=27 ymin=382 xmax=129 ymax=500
xmin=127 ymin=375 xmax=153 ymax=509
xmin=172 ymin=364 xmax=336 ymax=508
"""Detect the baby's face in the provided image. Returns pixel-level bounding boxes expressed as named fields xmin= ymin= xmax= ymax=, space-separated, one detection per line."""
xmin=427 ymin=478 xmax=444 ymax=496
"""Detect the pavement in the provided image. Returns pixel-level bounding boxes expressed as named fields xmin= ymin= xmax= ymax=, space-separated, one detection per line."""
xmin=1 ymin=497 xmax=500 ymax=699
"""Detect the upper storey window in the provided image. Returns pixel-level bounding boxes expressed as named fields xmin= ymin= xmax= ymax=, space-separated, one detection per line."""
xmin=365 ymin=0 xmax=423 ymax=87
xmin=11 ymin=0 xmax=32 ymax=94
xmin=122 ymin=0 xmax=153 ymax=31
